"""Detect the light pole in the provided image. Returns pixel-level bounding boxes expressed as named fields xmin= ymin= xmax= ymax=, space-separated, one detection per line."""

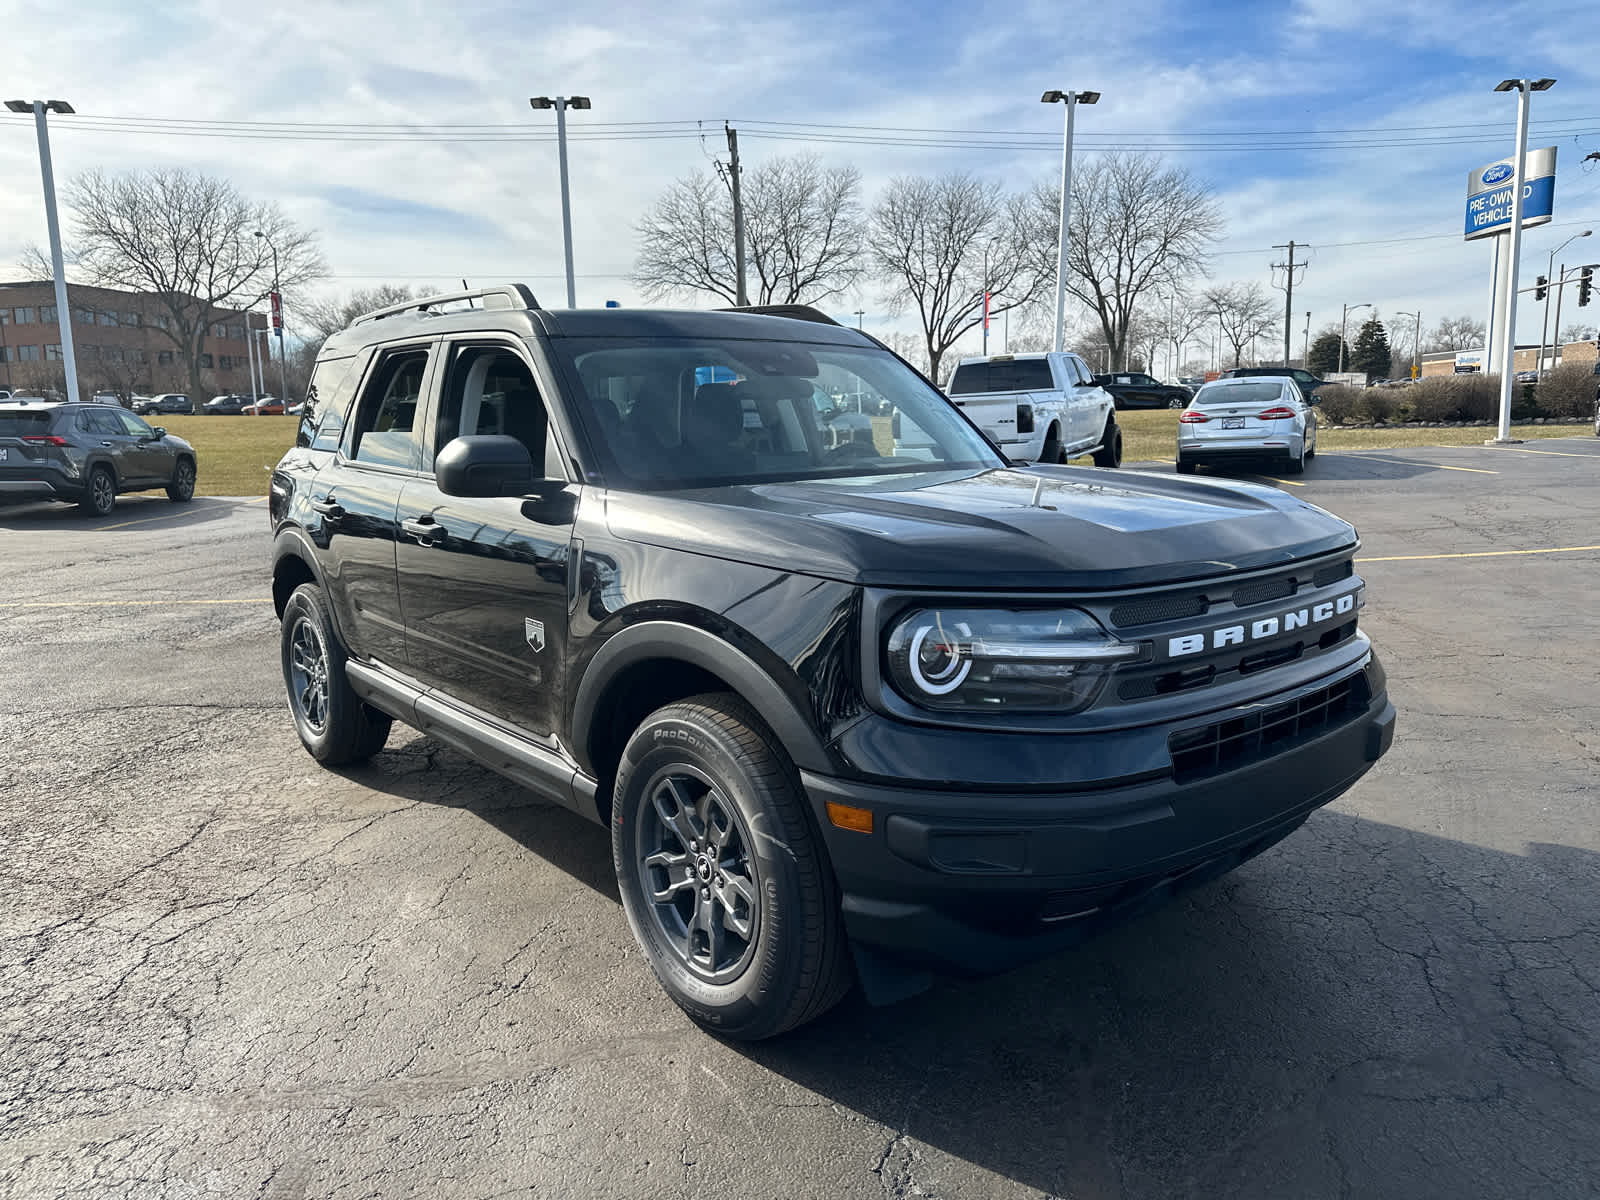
xmin=1041 ymin=88 xmax=1099 ymax=353
xmin=7 ymin=99 xmax=80 ymax=403
xmin=981 ymin=237 xmax=1001 ymax=354
xmin=1394 ymin=310 xmax=1422 ymax=380
xmin=1302 ymin=311 xmax=1311 ymax=367
xmin=853 ymin=309 xmax=865 ymax=329
xmin=1338 ymin=302 xmax=1372 ymax=375
xmin=1490 ymin=77 xmax=1556 ymax=443
xmin=530 ymin=96 xmax=591 ymax=308
xmin=252 ymin=231 xmax=287 ymax=404
xmin=1538 ymin=228 xmax=1589 ymax=379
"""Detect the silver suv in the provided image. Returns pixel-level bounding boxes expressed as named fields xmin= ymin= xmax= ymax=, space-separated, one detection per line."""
xmin=0 ymin=400 xmax=197 ymax=514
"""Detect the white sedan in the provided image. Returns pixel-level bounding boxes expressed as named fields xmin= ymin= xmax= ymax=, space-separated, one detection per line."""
xmin=1176 ymin=376 xmax=1317 ymax=476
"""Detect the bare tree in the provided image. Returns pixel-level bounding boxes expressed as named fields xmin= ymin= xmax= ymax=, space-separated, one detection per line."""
xmin=303 ymin=285 xmax=415 ymax=341
xmin=1148 ymin=292 xmax=1214 ymax=380
xmin=1424 ymin=314 xmax=1486 ymax=353
xmin=634 ymin=153 xmax=865 ymax=306
xmin=59 ymin=168 xmax=323 ymax=400
xmin=869 ymin=172 xmax=1050 ymax=381
xmin=1031 ymin=153 xmax=1223 ymax=370
xmin=1203 ymin=282 xmax=1277 ymax=368
xmin=1558 ymin=321 xmax=1597 ymax=343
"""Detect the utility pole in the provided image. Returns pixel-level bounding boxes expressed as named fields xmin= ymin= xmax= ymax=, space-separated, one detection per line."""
xmin=725 ymin=123 xmax=749 ymax=307
xmin=1270 ymin=240 xmax=1307 ymax=366
xmin=853 ymin=309 xmax=864 ymax=329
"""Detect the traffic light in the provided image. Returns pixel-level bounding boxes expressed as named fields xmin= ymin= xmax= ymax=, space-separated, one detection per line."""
xmin=1534 ymin=275 xmax=1547 ymax=301
xmin=1579 ymin=266 xmax=1594 ymax=308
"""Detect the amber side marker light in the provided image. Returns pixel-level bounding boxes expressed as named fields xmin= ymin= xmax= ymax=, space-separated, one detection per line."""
xmin=826 ymin=802 xmax=874 ymax=834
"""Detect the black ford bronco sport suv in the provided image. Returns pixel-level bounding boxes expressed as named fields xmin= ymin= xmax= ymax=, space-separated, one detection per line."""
xmin=270 ymin=287 xmax=1395 ymax=1040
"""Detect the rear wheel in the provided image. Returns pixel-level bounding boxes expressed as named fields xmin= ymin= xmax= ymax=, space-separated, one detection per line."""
xmin=612 ymin=693 xmax=851 ymax=1040
xmin=79 ymin=465 xmax=116 ymax=516
xmin=1284 ymin=441 xmax=1306 ymax=475
xmin=1176 ymin=457 xmax=1198 ymax=475
xmin=1092 ymin=417 xmax=1123 ymax=468
xmin=280 ymin=583 xmax=391 ymax=765
xmin=166 ymin=457 xmax=196 ymax=502
xmin=1040 ymin=424 xmax=1065 ymax=465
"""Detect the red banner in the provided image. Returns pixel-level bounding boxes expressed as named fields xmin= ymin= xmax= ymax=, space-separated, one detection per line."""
xmin=269 ymin=291 xmax=282 ymax=330
xmin=983 ymin=291 xmax=990 ymax=331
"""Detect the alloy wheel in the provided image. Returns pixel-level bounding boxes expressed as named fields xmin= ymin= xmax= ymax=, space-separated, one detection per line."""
xmin=287 ymin=617 xmax=330 ymax=733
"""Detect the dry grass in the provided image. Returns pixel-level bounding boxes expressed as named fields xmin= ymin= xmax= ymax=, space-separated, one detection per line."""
xmin=158 ymin=414 xmax=299 ymax=496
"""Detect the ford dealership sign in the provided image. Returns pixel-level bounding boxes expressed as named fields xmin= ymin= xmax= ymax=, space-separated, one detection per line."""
xmin=1465 ymin=147 xmax=1556 ymax=241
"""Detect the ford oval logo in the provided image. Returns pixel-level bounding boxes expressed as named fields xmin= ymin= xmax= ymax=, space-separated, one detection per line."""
xmin=1482 ymin=163 xmax=1514 ymax=185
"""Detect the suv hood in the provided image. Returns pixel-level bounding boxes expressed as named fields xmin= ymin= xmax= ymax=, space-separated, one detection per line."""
xmin=604 ymin=466 xmax=1356 ymax=590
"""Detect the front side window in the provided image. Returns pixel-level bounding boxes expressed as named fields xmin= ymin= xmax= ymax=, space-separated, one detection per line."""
xmin=554 ymin=336 xmax=1000 ymax=490
xmin=295 ymin=353 xmax=365 ymax=451
xmin=432 ymin=344 xmax=558 ymax=475
xmin=117 ymin=410 xmax=154 ymax=437
xmin=346 ymin=349 xmax=429 ymax=469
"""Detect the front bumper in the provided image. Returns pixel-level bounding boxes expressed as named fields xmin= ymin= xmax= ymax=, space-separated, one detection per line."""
xmin=803 ymin=662 xmax=1394 ymax=977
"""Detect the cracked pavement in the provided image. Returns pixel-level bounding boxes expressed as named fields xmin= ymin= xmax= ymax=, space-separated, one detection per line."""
xmin=1 ymin=443 xmax=1598 ymax=1199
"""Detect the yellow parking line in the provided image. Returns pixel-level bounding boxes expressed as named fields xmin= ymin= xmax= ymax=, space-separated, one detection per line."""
xmin=1359 ymin=545 xmax=1600 ymax=563
xmin=1250 ymin=474 xmax=1306 ymax=487
xmin=0 ymin=598 xmax=270 ymax=609
xmin=1324 ymin=452 xmax=1497 ymax=475
xmin=1484 ymin=446 xmax=1600 ymax=460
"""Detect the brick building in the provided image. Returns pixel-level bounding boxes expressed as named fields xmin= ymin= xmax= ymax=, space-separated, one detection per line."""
xmin=0 ymin=280 xmax=273 ymax=398
xmin=1420 ymin=339 xmax=1599 ymax=378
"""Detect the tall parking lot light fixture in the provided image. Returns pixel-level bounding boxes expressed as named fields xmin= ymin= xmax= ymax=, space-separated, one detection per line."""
xmin=1394 ymin=310 xmax=1422 ymax=379
xmin=253 ymin=230 xmax=288 ymax=405
xmin=8 ymin=99 xmax=81 ymax=403
xmin=1338 ymin=302 xmax=1371 ymax=375
xmin=530 ymin=95 xmax=590 ymax=308
xmin=1538 ymin=228 xmax=1588 ymax=380
xmin=1041 ymin=88 xmax=1098 ymax=353
xmin=1489 ymin=77 xmax=1554 ymax=442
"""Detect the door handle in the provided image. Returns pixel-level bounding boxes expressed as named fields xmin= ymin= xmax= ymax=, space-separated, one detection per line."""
xmin=401 ymin=516 xmax=446 ymax=546
xmin=99 ymin=441 xmax=115 ymax=447
xmin=311 ymin=496 xmax=345 ymax=521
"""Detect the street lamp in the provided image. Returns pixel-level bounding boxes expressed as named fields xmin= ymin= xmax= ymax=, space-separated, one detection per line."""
xmin=252 ymin=230 xmax=288 ymax=405
xmin=981 ymin=236 xmax=1001 ymax=355
xmin=1394 ymin=310 xmax=1422 ymax=380
xmin=853 ymin=309 xmax=865 ymax=329
xmin=1041 ymin=88 xmax=1098 ymax=353
xmin=7 ymin=98 xmax=80 ymax=403
xmin=1538 ymin=228 xmax=1589 ymax=380
xmin=1489 ymin=77 xmax=1555 ymax=443
xmin=530 ymin=95 xmax=591 ymax=308
xmin=1338 ymin=302 xmax=1372 ymax=375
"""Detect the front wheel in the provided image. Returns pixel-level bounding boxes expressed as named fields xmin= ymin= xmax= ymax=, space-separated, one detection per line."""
xmin=280 ymin=583 xmax=391 ymax=765
xmin=166 ymin=457 xmax=196 ymax=501
xmin=1092 ymin=418 xmax=1123 ymax=468
xmin=612 ymin=693 xmax=851 ymax=1040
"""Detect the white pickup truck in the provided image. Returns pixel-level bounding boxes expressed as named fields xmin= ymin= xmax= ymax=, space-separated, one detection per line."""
xmin=945 ymin=352 xmax=1121 ymax=466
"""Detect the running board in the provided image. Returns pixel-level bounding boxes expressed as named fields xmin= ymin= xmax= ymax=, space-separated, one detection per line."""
xmin=344 ymin=660 xmax=602 ymax=824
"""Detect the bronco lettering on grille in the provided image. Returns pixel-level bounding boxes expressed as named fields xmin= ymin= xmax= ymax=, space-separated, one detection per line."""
xmin=1166 ymin=588 xmax=1359 ymax=659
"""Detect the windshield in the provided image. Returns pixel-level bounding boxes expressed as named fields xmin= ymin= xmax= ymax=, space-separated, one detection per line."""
xmin=552 ymin=337 xmax=1002 ymax=489
xmin=1194 ymin=381 xmax=1288 ymax=406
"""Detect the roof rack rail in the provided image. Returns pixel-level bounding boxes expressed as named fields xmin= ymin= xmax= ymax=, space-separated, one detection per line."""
xmin=718 ymin=304 xmax=841 ymax=327
xmin=352 ymin=284 xmax=540 ymax=326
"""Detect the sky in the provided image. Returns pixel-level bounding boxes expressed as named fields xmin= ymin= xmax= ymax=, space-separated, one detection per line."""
xmin=2 ymin=0 xmax=1598 ymax=369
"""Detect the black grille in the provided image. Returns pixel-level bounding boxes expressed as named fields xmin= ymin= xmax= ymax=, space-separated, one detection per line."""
xmin=1109 ymin=593 xmax=1207 ymax=628
xmin=1232 ymin=576 xmax=1295 ymax=607
xmin=1313 ymin=560 xmax=1354 ymax=588
xmin=1168 ymin=674 xmax=1368 ymax=781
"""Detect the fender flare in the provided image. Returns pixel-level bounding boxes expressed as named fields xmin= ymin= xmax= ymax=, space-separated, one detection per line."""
xmin=570 ymin=620 xmax=833 ymax=775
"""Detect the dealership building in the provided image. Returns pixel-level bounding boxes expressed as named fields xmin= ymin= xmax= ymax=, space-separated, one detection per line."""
xmin=1420 ymin=338 xmax=1599 ymax=378
xmin=0 ymin=280 xmax=272 ymax=398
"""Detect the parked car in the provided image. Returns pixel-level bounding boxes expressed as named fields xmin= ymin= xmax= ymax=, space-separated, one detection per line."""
xmin=268 ymin=288 xmax=1393 ymax=1039
xmin=91 ymin=392 xmax=121 ymax=406
xmin=1093 ymin=371 xmax=1192 ymax=410
xmin=128 ymin=394 xmax=152 ymax=411
xmin=244 ymin=396 xmax=285 ymax=415
xmin=1514 ymin=370 xmax=1539 ymax=384
xmin=204 ymin=393 xmax=250 ymax=415
xmin=1177 ymin=375 xmax=1318 ymax=476
xmin=945 ymin=352 xmax=1120 ymax=465
xmin=1218 ymin=366 xmax=1327 ymax=405
xmin=136 ymin=393 xmax=194 ymax=416
xmin=0 ymin=390 xmax=10 ymax=402
xmin=0 ymin=399 xmax=197 ymax=514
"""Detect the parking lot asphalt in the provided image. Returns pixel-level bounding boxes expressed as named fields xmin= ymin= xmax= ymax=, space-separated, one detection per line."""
xmin=2 ymin=441 xmax=1597 ymax=1200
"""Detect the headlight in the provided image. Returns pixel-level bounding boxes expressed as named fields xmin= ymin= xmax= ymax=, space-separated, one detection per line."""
xmin=885 ymin=607 xmax=1138 ymax=713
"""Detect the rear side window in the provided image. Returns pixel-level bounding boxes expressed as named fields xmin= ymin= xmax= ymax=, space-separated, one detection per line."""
xmin=345 ymin=349 xmax=429 ymax=469
xmin=947 ymin=359 xmax=1055 ymax=394
xmin=78 ymin=408 xmax=124 ymax=436
xmin=0 ymin=410 xmax=55 ymax=436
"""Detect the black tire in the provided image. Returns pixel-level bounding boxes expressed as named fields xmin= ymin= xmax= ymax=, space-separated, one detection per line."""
xmin=612 ymin=693 xmax=851 ymax=1041
xmin=166 ymin=456 xmax=196 ymax=502
xmin=79 ymin=464 xmax=116 ymax=516
xmin=1176 ymin=457 xmax=1197 ymax=475
xmin=1040 ymin=424 xmax=1064 ymax=465
xmin=280 ymin=583 xmax=391 ymax=765
xmin=1305 ymin=425 xmax=1317 ymax=461
xmin=1284 ymin=441 xmax=1306 ymax=475
xmin=1092 ymin=418 xmax=1123 ymax=468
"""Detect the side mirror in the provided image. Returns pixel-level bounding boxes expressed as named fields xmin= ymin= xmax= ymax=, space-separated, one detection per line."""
xmin=151 ymin=426 xmax=167 ymax=439
xmin=436 ymin=434 xmax=537 ymax=498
